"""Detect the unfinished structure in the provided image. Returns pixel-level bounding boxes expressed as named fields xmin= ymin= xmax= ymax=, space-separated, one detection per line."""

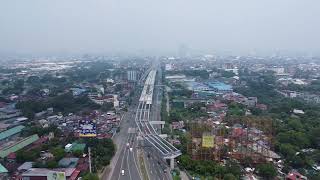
xmin=187 ymin=116 xmax=280 ymax=164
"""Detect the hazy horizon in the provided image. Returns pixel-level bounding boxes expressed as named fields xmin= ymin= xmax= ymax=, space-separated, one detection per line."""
xmin=1 ymin=0 xmax=320 ymax=55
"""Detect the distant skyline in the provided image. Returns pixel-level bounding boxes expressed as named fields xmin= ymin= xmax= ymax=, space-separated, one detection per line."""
xmin=0 ymin=0 xmax=320 ymax=55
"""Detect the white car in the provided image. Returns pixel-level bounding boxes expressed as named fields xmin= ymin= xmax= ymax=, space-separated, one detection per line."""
xmin=121 ymin=170 xmax=125 ymax=175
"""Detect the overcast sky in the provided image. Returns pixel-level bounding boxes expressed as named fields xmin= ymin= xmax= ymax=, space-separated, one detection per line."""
xmin=0 ymin=0 xmax=319 ymax=55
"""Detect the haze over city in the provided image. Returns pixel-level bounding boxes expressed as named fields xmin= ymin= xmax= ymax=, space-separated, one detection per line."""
xmin=1 ymin=0 xmax=320 ymax=55
xmin=1 ymin=1 xmax=320 ymax=180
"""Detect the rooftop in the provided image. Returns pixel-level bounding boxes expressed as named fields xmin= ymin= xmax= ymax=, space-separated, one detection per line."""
xmin=0 ymin=125 xmax=25 ymax=141
xmin=65 ymin=142 xmax=86 ymax=152
xmin=0 ymin=163 xmax=8 ymax=173
xmin=18 ymin=162 xmax=34 ymax=171
xmin=59 ymin=158 xmax=79 ymax=168
xmin=207 ymin=82 xmax=232 ymax=91
xmin=22 ymin=168 xmax=76 ymax=177
xmin=186 ymin=82 xmax=209 ymax=90
xmin=0 ymin=134 xmax=39 ymax=158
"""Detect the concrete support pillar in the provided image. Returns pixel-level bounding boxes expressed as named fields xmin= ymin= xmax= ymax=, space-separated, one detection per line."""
xmin=170 ymin=158 xmax=175 ymax=169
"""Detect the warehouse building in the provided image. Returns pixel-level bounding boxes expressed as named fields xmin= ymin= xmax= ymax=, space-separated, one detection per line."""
xmin=0 ymin=134 xmax=39 ymax=158
xmin=0 ymin=125 xmax=25 ymax=143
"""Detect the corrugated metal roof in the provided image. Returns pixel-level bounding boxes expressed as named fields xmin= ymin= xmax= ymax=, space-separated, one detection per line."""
xmin=22 ymin=168 xmax=75 ymax=177
xmin=18 ymin=162 xmax=34 ymax=171
xmin=71 ymin=143 xmax=86 ymax=152
xmin=0 ymin=125 xmax=25 ymax=141
xmin=59 ymin=158 xmax=79 ymax=168
xmin=0 ymin=134 xmax=39 ymax=158
xmin=0 ymin=163 xmax=8 ymax=173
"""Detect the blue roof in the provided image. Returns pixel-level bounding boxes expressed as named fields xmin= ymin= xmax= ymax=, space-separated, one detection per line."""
xmin=207 ymin=82 xmax=232 ymax=91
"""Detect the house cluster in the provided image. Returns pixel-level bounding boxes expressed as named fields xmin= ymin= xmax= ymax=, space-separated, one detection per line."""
xmin=73 ymin=110 xmax=121 ymax=138
xmin=223 ymin=92 xmax=267 ymax=110
xmin=0 ymin=103 xmax=28 ymax=130
xmin=88 ymin=93 xmax=119 ymax=108
xmin=277 ymin=90 xmax=320 ymax=104
xmin=206 ymin=101 xmax=228 ymax=122
xmin=0 ymin=122 xmax=90 ymax=179
xmin=14 ymin=141 xmax=88 ymax=180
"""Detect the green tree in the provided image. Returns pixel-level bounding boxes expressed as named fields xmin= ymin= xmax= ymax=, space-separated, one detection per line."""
xmin=287 ymin=118 xmax=303 ymax=131
xmin=220 ymin=70 xmax=236 ymax=78
xmin=224 ymin=173 xmax=237 ymax=180
xmin=16 ymin=149 xmax=40 ymax=163
xmin=215 ymin=165 xmax=226 ymax=179
xmin=225 ymin=160 xmax=241 ymax=178
xmin=47 ymin=160 xmax=58 ymax=168
xmin=51 ymin=147 xmax=65 ymax=161
xmin=256 ymin=163 xmax=277 ymax=180
xmin=82 ymin=173 xmax=99 ymax=180
xmin=84 ymin=138 xmax=115 ymax=172
xmin=101 ymin=102 xmax=114 ymax=112
xmin=26 ymin=76 xmax=40 ymax=84
xmin=178 ymin=155 xmax=194 ymax=170
xmin=72 ymin=149 xmax=83 ymax=158
xmin=278 ymin=143 xmax=297 ymax=158
xmin=277 ymin=131 xmax=310 ymax=148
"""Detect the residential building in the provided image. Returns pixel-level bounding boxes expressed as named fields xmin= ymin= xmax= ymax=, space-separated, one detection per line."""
xmin=127 ymin=70 xmax=137 ymax=81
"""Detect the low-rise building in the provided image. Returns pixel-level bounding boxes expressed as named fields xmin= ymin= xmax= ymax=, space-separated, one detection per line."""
xmin=0 ymin=134 xmax=39 ymax=158
xmin=0 ymin=163 xmax=8 ymax=179
xmin=21 ymin=168 xmax=80 ymax=180
xmin=172 ymin=121 xmax=184 ymax=130
xmin=286 ymin=171 xmax=307 ymax=180
xmin=58 ymin=158 xmax=79 ymax=168
xmin=0 ymin=125 xmax=25 ymax=143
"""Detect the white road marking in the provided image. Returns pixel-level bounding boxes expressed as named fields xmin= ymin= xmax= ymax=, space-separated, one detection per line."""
xmin=117 ymin=134 xmax=131 ymax=180
xmin=132 ymin=135 xmax=143 ymax=180
xmin=126 ymin=143 xmax=132 ymax=180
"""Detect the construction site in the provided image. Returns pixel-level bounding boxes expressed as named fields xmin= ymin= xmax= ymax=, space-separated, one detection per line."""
xmin=187 ymin=116 xmax=280 ymax=165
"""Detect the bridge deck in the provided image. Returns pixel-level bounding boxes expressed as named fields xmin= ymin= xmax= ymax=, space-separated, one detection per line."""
xmin=135 ymin=70 xmax=181 ymax=159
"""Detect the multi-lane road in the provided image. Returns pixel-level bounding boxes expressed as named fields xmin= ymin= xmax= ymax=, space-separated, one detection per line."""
xmin=105 ymin=100 xmax=142 ymax=180
xmin=112 ymin=131 xmax=141 ymax=180
xmin=107 ymin=67 xmax=179 ymax=180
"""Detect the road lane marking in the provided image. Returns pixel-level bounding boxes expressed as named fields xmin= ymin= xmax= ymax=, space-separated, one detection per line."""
xmin=117 ymin=134 xmax=131 ymax=180
xmin=132 ymin=135 xmax=143 ymax=180
xmin=127 ymin=144 xmax=132 ymax=180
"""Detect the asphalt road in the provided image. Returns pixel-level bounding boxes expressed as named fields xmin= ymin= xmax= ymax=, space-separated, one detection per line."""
xmin=105 ymin=95 xmax=142 ymax=180
xmin=113 ymin=132 xmax=141 ymax=180
xmin=107 ymin=66 xmax=172 ymax=180
xmin=144 ymin=146 xmax=171 ymax=180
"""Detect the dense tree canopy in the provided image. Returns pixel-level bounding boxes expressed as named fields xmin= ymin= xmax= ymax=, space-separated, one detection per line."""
xmin=16 ymin=93 xmax=100 ymax=118
xmin=256 ymin=163 xmax=277 ymax=180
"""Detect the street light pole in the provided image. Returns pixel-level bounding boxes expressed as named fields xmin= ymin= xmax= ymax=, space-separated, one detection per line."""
xmin=89 ymin=147 xmax=92 ymax=173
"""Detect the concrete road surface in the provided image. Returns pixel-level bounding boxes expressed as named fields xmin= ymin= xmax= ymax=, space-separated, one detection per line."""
xmin=103 ymin=95 xmax=142 ymax=180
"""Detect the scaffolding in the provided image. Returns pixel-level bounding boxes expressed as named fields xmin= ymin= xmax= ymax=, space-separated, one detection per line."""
xmin=187 ymin=122 xmax=221 ymax=161
xmin=226 ymin=116 xmax=277 ymax=164
xmin=187 ymin=116 xmax=277 ymax=164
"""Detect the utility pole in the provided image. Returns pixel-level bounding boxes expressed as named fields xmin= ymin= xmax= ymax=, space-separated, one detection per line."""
xmin=88 ymin=147 xmax=92 ymax=173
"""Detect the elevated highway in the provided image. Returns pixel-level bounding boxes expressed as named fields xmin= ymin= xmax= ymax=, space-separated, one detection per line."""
xmin=135 ymin=69 xmax=181 ymax=168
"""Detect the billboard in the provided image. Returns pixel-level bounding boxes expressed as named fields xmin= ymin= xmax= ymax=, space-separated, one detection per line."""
xmin=202 ymin=135 xmax=214 ymax=148
xmin=47 ymin=172 xmax=66 ymax=180
xmin=79 ymin=119 xmax=97 ymax=137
